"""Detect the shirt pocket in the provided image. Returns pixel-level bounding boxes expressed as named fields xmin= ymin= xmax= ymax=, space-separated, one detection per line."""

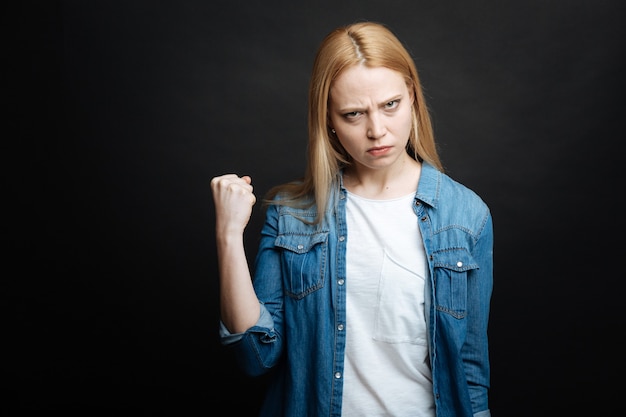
xmin=432 ymin=248 xmax=478 ymax=319
xmin=274 ymin=232 xmax=328 ymax=300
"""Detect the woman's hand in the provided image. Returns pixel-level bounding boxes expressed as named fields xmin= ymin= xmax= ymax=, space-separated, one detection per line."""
xmin=210 ymin=174 xmax=257 ymax=237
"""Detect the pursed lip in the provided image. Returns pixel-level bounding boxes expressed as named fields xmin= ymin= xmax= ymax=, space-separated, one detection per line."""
xmin=367 ymin=145 xmax=392 ymax=152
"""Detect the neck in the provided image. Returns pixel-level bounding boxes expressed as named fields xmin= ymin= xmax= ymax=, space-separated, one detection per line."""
xmin=343 ymin=156 xmax=421 ymax=200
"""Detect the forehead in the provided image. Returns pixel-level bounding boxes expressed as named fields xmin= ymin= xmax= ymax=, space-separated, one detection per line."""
xmin=330 ymin=65 xmax=408 ymax=103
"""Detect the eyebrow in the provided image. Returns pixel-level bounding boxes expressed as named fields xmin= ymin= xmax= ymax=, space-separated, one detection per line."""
xmin=335 ymin=94 xmax=403 ymax=113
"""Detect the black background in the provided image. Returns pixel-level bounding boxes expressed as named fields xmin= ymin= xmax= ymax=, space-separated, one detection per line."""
xmin=8 ymin=0 xmax=624 ymax=415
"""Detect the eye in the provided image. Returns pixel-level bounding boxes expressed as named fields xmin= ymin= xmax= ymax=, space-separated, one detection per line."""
xmin=384 ymin=100 xmax=400 ymax=109
xmin=344 ymin=111 xmax=362 ymax=119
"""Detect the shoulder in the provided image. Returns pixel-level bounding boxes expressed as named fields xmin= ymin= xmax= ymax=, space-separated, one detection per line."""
xmin=419 ymin=163 xmax=488 ymax=209
xmin=418 ymin=163 xmax=491 ymax=234
xmin=440 ymin=172 xmax=488 ymax=211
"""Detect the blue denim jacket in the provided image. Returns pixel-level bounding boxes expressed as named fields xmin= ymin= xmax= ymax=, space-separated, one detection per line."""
xmin=220 ymin=162 xmax=493 ymax=417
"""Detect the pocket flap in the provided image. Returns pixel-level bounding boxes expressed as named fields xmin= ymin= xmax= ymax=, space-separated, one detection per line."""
xmin=432 ymin=248 xmax=478 ymax=272
xmin=275 ymin=232 xmax=328 ymax=254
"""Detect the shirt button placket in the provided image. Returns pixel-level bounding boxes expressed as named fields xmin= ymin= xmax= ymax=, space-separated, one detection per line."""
xmin=335 ymin=230 xmax=346 ymax=383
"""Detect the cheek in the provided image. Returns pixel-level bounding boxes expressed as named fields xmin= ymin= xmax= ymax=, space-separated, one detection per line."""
xmin=333 ymin=121 xmax=360 ymax=142
xmin=395 ymin=109 xmax=414 ymax=134
xmin=336 ymin=133 xmax=362 ymax=154
xmin=336 ymin=135 xmax=354 ymax=150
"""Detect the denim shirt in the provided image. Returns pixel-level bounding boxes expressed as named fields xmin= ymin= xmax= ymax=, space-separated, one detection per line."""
xmin=220 ymin=162 xmax=493 ymax=417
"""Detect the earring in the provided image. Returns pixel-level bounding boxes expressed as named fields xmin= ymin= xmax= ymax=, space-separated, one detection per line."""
xmin=331 ymin=128 xmax=336 ymax=134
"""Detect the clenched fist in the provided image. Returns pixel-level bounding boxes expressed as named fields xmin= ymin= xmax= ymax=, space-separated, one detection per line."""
xmin=211 ymin=174 xmax=257 ymax=237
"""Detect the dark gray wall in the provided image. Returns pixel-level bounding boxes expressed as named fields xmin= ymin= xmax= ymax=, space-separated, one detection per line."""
xmin=10 ymin=0 xmax=624 ymax=415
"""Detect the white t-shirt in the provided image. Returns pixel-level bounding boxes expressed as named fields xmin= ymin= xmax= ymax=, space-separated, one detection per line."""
xmin=341 ymin=191 xmax=435 ymax=417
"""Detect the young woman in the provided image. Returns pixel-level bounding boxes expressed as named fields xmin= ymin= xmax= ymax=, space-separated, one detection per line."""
xmin=211 ymin=21 xmax=493 ymax=417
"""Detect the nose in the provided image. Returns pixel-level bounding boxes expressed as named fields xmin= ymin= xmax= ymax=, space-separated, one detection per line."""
xmin=367 ymin=113 xmax=386 ymax=139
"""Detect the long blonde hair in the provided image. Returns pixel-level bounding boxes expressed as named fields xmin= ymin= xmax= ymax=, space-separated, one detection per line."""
xmin=265 ymin=21 xmax=443 ymax=223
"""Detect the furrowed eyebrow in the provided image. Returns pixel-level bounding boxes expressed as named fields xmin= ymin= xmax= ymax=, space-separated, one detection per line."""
xmin=380 ymin=95 xmax=402 ymax=106
xmin=336 ymin=95 xmax=403 ymax=113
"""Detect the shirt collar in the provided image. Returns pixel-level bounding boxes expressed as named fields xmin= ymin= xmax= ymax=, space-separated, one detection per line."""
xmin=414 ymin=161 xmax=441 ymax=209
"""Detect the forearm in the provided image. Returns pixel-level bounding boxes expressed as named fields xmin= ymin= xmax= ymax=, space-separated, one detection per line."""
xmin=216 ymin=233 xmax=261 ymax=334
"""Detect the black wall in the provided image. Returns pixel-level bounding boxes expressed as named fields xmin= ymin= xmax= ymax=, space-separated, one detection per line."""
xmin=9 ymin=0 xmax=624 ymax=415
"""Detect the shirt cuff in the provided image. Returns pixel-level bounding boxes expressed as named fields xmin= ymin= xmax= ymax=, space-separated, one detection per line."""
xmin=218 ymin=303 xmax=272 ymax=345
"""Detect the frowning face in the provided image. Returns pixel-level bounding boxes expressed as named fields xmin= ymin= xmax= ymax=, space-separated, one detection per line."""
xmin=328 ymin=65 xmax=414 ymax=173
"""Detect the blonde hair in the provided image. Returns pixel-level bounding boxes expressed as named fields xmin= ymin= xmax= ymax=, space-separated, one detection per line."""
xmin=265 ymin=21 xmax=443 ymax=223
